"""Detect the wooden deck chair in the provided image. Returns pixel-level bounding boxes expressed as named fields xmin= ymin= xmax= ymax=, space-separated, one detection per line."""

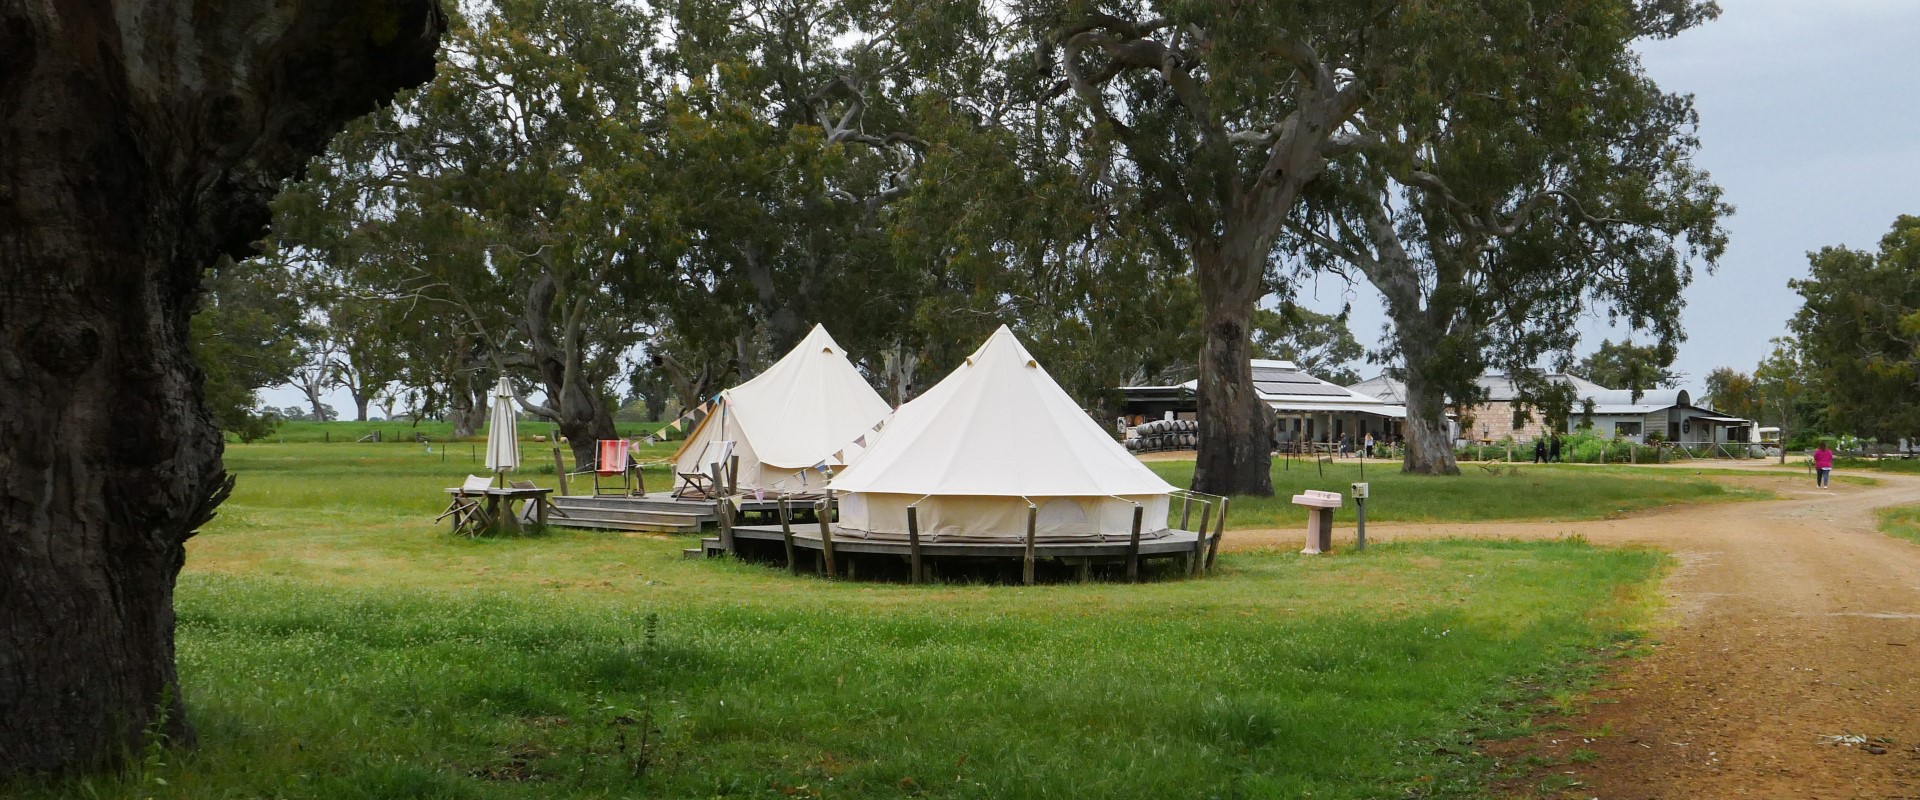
xmin=674 ymin=440 xmax=734 ymax=499
xmin=592 ymin=439 xmax=640 ymax=496
xmin=435 ymin=475 xmax=495 ymax=536
xmin=510 ymin=478 xmax=567 ymax=520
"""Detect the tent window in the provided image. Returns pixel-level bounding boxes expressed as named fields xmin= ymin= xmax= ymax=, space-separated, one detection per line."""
xmin=1036 ymin=497 xmax=1088 ymax=525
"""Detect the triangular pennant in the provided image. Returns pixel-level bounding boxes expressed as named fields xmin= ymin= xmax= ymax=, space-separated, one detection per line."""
xmin=853 ymin=434 xmax=866 ymax=447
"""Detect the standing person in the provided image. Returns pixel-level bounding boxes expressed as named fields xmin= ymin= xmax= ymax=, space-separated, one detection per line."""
xmin=1813 ymin=440 xmax=1835 ymax=489
xmin=1549 ymin=433 xmax=1563 ymax=463
xmin=1533 ymin=437 xmax=1548 ymax=464
xmin=1364 ymin=431 xmax=1376 ymax=458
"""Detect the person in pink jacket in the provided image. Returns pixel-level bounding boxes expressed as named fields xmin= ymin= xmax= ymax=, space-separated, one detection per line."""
xmin=1812 ymin=441 xmax=1835 ymax=489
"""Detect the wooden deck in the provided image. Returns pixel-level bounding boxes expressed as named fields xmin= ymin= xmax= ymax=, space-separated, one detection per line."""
xmin=697 ymin=523 xmax=1220 ymax=583
xmin=547 ymin=493 xmax=819 ymax=534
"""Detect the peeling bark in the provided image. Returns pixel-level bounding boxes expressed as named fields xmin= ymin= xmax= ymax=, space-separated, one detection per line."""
xmin=0 ymin=0 xmax=443 ymax=775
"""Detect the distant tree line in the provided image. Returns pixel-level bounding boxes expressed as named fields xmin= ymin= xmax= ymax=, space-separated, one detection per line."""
xmin=200 ymin=0 xmax=1728 ymax=487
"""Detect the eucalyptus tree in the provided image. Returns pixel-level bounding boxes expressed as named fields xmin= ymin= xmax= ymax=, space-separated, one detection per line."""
xmin=1576 ymin=339 xmax=1684 ymax=397
xmin=1790 ymin=216 xmax=1920 ymax=443
xmin=1022 ymin=0 xmax=1727 ymax=487
xmin=1251 ymin=306 xmax=1364 ymax=385
xmin=192 ymin=257 xmax=306 ymax=442
xmin=272 ymin=0 xmax=675 ymax=465
xmin=1285 ymin=0 xmax=1727 ymax=474
xmin=0 ymin=0 xmax=442 ymax=774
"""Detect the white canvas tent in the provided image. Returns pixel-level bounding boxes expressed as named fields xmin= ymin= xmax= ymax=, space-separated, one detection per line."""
xmin=670 ymin=325 xmax=891 ymax=494
xmin=829 ymin=325 xmax=1175 ymax=543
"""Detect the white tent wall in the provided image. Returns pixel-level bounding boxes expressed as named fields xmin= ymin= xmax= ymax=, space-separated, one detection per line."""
xmin=666 ymin=325 xmax=890 ymax=494
xmin=829 ymin=326 xmax=1179 ymax=542
xmin=837 ymin=492 xmax=1173 ymax=543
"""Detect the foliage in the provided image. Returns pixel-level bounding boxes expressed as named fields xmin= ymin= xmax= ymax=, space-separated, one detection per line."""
xmin=1574 ymin=339 xmax=1685 ymax=397
xmin=1251 ymin=305 xmax=1364 ymax=385
xmin=1703 ymin=367 xmax=1760 ymax=421
xmin=1283 ymin=0 xmax=1727 ymax=475
xmin=191 ymin=258 xmax=303 ymax=443
xmin=11 ymin=442 xmax=1672 ymax=799
xmin=1789 ymin=215 xmax=1920 ymax=441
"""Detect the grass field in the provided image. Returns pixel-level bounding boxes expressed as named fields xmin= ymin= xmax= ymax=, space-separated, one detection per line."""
xmin=1879 ymin=504 xmax=1920 ymax=545
xmin=14 ymin=443 xmax=1701 ymax=799
xmin=1145 ymin=458 xmax=1769 ymax=528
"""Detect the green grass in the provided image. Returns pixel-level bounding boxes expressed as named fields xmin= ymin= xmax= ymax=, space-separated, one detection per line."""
xmin=1836 ymin=456 xmax=1920 ymax=474
xmin=15 ymin=443 xmax=1683 ymax=799
xmin=1878 ymin=504 xmax=1920 ymax=545
xmin=1145 ymin=459 xmax=1771 ymax=528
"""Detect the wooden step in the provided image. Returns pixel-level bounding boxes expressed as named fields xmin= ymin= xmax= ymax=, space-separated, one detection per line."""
xmin=545 ymin=506 xmax=706 ymax=534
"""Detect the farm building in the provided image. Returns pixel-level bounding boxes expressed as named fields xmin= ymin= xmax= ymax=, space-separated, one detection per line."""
xmin=1119 ymin=360 xmax=1404 ymax=450
xmin=1345 ymin=373 xmax=1754 ymax=445
xmin=1346 ymin=373 xmax=1607 ymax=442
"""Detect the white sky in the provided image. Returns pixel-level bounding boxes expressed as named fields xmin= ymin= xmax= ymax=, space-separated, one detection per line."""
xmin=265 ymin=2 xmax=1920 ymax=413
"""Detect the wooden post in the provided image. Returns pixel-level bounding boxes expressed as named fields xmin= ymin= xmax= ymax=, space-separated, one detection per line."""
xmin=709 ymin=464 xmax=734 ymax=554
xmin=1204 ymin=497 xmax=1229 ymax=572
xmin=907 ymin=506 xmax=923 ymax=585
xmin=728 ymin=454 xmax=740 ymax=496
xmin=1074 ymin=558 xmax=1091 ymax=583
xmin=1126 ymin=504 xmax=1143 ymax=583
xmin=816 ymin=499 xmax=836 ymax=578
xmin=1179 ymin=493 xmax=1193 ymax=530
xmin=1190 ymin=502 xmax=1212 ymax=577
xmin=779 ymin=498 xmax=798 ymax=574
xmin=553 ymin=447 xmax=568 ymax=496
xmin=1023 ymin=503 xmax=1037 ymax=586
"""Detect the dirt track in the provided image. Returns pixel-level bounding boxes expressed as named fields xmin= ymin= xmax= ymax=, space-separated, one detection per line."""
xmin=1226 ymin=464 xmax=1920 ymax=798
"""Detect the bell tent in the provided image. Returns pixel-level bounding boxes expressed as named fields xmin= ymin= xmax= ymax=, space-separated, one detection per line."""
xmin=670 ymin=325 xmax=891 ymax=495
xmin=829 ymin=325 xmax=1176 ymax=542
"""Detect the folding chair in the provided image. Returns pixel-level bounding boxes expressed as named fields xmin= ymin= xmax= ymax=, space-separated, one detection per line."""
xmin=673 ymin=440 xmax=734 ymax=499
xmin=592 ymin=439 xmax=642 ymax=496
xmin=510 ymin=478 xmax=567 ymax=521
xmin=435 ymin=475 xmax=496 ymax=536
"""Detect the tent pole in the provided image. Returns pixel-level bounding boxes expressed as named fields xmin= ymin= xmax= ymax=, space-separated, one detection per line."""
xmin=907 ymin=506 xmax=923 ymax=585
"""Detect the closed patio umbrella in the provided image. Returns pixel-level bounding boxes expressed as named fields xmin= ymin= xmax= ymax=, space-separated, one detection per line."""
xmin=484 ymin=377 xmax=521 ymax=487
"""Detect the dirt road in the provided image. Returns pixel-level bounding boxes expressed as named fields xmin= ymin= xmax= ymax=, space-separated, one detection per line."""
xmin=1227 ymin=466 xmax=1920 ymax=798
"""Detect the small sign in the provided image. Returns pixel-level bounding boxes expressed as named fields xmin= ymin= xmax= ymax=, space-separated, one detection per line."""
xmin=1351 ymin=482 xmax=1369 ymax=499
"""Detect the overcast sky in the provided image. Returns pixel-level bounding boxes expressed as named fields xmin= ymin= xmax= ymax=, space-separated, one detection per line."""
xmin=1304 ymin=0 xmax=1920 ymax=392
xmin=266 ymin=2 xmax=1920 ymax=414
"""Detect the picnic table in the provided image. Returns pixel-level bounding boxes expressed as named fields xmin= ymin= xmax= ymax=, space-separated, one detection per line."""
xmin=441 ymin=485 xmax=554 ymax=536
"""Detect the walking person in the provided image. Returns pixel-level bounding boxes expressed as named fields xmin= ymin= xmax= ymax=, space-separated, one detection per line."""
xmin=1549 ymin=433 xmax=1563 ymax=463
xmin=1533 ymin=437 xmax=1547 ymax=464
xmin=1813 ymin=440 xmax=1835 ymax=489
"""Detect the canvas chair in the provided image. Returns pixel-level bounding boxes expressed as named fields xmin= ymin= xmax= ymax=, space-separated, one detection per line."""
xmin=510 ymin=478 xmax=567 ymax=521
xmin=435 ymin=474 xmax=496 ymax=536
xmin=674 ymin=440 xmax=734 ymax=499
xmin=592 ymin=439 xmax=642 ymax=496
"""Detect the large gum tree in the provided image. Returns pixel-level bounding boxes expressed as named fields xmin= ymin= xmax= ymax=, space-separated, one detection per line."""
xmin=0 ymin=0 xmax=443 ymax=774
xmin=1289 ymin=0 xmax=1727 ymax=475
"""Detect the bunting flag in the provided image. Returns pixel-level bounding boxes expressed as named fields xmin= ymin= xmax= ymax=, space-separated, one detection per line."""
xmin=753 ymin=488 xmax=765 ymax=501
xmin=852 ymin=434 xmax=867 ymax=447
xmin=649 ymin=394 xmax=724 ymax=442
xmin=813 ymin=460 xmax=829 ymax=473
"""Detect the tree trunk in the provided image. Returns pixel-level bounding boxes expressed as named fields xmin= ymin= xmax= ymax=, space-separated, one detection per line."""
xmin=1190 ymin=243 xmax=1274 ymax=497
xmin=1401 ymin=371 xmax=1461 ymax=476
xmin=354 ymin=395 xmax=371 ymax=422
xmin=0 ymin=0 xmax=442 ymax=776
